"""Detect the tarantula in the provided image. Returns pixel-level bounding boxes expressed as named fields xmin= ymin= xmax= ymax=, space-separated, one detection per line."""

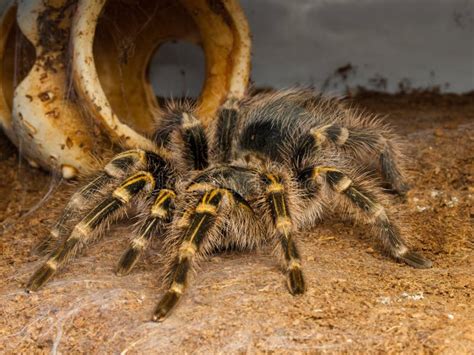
xmin=26 ymin=89 xmax=432 ymax=321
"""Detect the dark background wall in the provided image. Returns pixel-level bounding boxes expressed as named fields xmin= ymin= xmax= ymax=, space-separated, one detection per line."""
xmin=151 ymin=0 xmax=474 ymax=97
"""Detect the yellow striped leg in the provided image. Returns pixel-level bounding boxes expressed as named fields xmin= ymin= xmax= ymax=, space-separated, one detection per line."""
xmin=33 ymin=150 xmax=148 ymax=254
xmin=153 ymin=189 xmax=227 ymax=322
xmin=314 ymin=167 xmax=431 ymax=268
xmin=263 ymin=174 xmax=305 ymax=295
xmin=310 ymin=125 xmax=408 ymax=194
xmin=117 ymin=189 xmax=176 ymax=275
xmin=26 ymin=171 xmax=155 ymax=292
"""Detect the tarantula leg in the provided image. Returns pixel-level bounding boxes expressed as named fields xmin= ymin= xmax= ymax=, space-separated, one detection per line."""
xmin=180 ymin=112 xmax=209 ymax=170
xmin=33 ymin=149 xmax=148 ymax=254
xmin=117 ymin=189 xmax=176 ymax=275
xmin=154 ymin=110 xmax=209 ymax=170
xmin=214 ymin=103 xmax=239 ymax=163
xmin=33 ymin=174 xmax=107 ymax=255
xmin=153 ymin=189 xmax=227 ymax=322
xmin=309 ymin=124 xmax=350 ymax=148
xmin=315 ymin=167 xmax=431 ymax=268
xmin=302 ymin=124 xmax=409 ymax=195
xmin=26 ymin=171 xmax=156 ymax=292
xmin=379 ymin=142 xmax=410 ymax=195
xmin=262 ymin=174 xmax=305 ymax=295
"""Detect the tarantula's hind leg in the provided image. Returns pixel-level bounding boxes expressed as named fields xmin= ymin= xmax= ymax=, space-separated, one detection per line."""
xmin=26 ymin=171 xmax=156 ymax=292
xmin=379 ymin=141 xmax=410 ymax=195
xmin=33 ymin=150 xmax=149 ymax=255
xmin=116 ymin=189 xmax=176 ymax=275
xmin=262 ymin=173 xmax=305 ymax=295
xmin=153 ymin=188 xmax=231 ymax=322
xmin=315 ymin=167 xmax=431 ymax=268
xmin=308 ymin=123 xmax=410 ymax=195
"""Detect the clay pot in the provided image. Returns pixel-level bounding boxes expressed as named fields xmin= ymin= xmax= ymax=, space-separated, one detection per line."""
xmin=0 ymin=0 xmax=251 ymax=178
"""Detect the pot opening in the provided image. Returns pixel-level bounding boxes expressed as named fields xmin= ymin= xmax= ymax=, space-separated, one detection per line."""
xmin=150 ymin=40 xmax=205 ymax=105
xmin=93 ymin=0 xmax=203 ymax=134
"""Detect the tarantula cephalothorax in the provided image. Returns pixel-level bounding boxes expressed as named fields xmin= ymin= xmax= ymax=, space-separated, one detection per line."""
xmin=26 ymin=89 xmax=432 ymax=321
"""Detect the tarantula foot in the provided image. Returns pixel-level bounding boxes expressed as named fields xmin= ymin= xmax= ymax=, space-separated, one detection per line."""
xmin=399 ymin=250 xmax=433 ymax=269
xmin=116 ymin=248 xmax=141 ymax=276
xmin=384 ymin=181 xmax=410 ymax=196
xmin=152 ymin=291 xmax=180 ymax=322
xmin=287 ymin=268 xmax=305 ymax=295
xmin=26 ymin=262 xmax=56 ymax=292
xmin=392 ymin=182 xmax=410 ymax=196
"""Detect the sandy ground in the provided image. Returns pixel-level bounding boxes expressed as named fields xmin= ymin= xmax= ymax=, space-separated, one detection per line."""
xmin=0 ymin=92 xmax=473 ymax=353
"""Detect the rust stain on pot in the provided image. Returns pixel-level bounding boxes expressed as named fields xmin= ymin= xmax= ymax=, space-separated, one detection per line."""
xmin=45 ymin=109 xmax=59 ymax=119
xmin=38 ymin=91 xmax=54 ymax=102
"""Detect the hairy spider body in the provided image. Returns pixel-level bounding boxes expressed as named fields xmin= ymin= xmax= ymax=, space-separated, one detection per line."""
xmin=27 ymin=89 xmax=432 ymax=322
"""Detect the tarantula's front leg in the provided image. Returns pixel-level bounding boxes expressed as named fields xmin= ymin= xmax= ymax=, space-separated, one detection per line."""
xmin=154 ymin=110 xmax=209 ymax=170
xmin=34 ymin=149 xmax=149 ymax=254
xmin=153 ymin=188 xmax=232 ymax=322
xmin=262 ymin=173 xmax=305 ymax=295
xmin=26 ymin=170 xmax=158 ymax=292
xmin=314 ymin=167 xmax=432 ymax=268
xmin=116 ymin=188 xmax=176 ymax=275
